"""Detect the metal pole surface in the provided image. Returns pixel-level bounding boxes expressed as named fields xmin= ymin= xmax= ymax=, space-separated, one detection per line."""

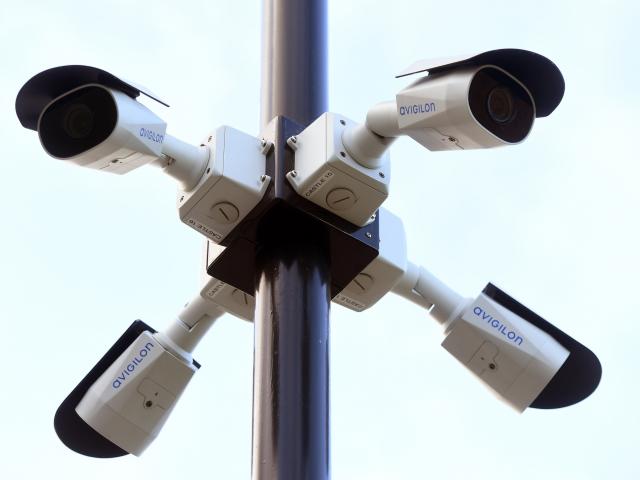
xmin=252 ymin=213 xmax=331 ymax=480
xmin=260 ymin=0 xmax=327 ymax=127
xmin=253 ymin=1 xmax=329 ymax=479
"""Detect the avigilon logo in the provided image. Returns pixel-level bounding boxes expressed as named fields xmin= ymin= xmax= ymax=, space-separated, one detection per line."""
xmin=473 ymin=306 xmax=524 ymax=346
xmin=139 ymin=127 xmax=164 ymax=143
xmin=399 ymin=102 xmax=436 ymax=116
xmin=112 ymin=342 xmax=156 ymax=389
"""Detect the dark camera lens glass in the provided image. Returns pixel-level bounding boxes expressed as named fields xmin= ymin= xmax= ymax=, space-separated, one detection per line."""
xmin=64 ymin=104 xmax=95 ymax=139
xmin=39 ymin=86 xmax=117 ymax=158
xmin=487 ymin=87 xmax=514 ymax=124
xmin=468 ymin=67 xmax=535 ymax=143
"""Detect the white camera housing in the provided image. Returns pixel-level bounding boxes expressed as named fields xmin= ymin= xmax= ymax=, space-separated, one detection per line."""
xmin=37 ymin=84 xmax=168 ymax=174
xmin=287 ymin=112 xmax=390 ymax=227
xmin=63 ymin=266 xmax=257 ymax=457
xmin=342 ymin=49 xmax=565 ymax=167
xmin=178 ymin=126 xmax=270 ymax=243
xmin=390 ymin=65 xmax=535 ymax=151
xmin=76 ymin=330 xmax=197 ymax=456
xmin=333 ymin=208 xmax=600 ymax=411
xmin=17 ymin=65 xmax=211 ymax=190
xmin=442 ymin=293 xmax=569 ymax=412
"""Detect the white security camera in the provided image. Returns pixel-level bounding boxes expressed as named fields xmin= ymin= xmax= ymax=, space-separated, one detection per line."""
xmin=285 ymin=49 xmax=563 ymax=227
xmin=342 ymin=49 xmax=565 ymax=167
xmin=17 ymin=66 xmax=270 ymax=242
xmin=16 ymin=65 xmax=208 ymax=190
xmin=334 ymin=209 xmax=601 ymax=412
xmin=54 ymin=275 xmax=253 ymax=458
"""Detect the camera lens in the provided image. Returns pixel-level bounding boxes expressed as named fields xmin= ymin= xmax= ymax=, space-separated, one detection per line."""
xmin=63 ymin=104 xmax=95 ymax=139
xmin=39 ymin=86 xmax=117 ymax=158
xmin=487 ymin=87 xmax=514 ymax=124
xmin=468 ymin=67 xmax=535 ymax=143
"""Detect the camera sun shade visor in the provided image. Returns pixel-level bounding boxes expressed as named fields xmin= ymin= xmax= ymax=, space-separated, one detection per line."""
xmin=396 ymin=49 xmax=564 ymax=118
xmin=16 ymin=65 xmax=169 ymax=131
xmin=54 ymin=320 xmax=201 ymax=458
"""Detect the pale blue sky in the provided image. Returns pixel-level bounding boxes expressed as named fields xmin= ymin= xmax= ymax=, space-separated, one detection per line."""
xmin=1 ymin=1 xmax=638 ymax=479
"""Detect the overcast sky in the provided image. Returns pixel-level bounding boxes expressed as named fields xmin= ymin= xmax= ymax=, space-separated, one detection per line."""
xmin=1 ymin=1 xmax=638 ymax=479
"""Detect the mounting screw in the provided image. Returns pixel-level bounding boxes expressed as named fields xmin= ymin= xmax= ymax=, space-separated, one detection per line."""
xmin=379 ymin=172 xmax=385 ymax=178
xmin=287 ymin=136 xmax=299 ymax=150
xmin=259 ymin=137 xmax=273 ymax=154
xmin=448 ymin=136 xmax=457 ymax=142
xmin=365 ymin=232 xmax=372 ymax=238
xmin=290 ymin=170 xmax=298 ymax=178
xmin=261 ymin=174 xmax=268 ymax=182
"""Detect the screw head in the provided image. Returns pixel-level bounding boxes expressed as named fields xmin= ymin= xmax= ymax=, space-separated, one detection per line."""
xmin=352 ymin=273 xmax=374 ymax=293
xmin=290 ymin=170 xmax=298 ymax=178
xmin=210 ymin=202 xmax=240 ymax=224
xmin=379 ymin=171 xmax=385 ymax=178
xmin=326 ymin=188 xmax=357 ymax=211
xmin=365 ymin=232 xmax=372 ymax=238
xmin=261 ymin=174 xmax=267 ymax=182
xmin=232 ymin=288 xmax=251 ymax=306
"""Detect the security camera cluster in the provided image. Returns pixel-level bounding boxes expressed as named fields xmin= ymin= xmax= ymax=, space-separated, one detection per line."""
xmin=16 ymin=49 xmax=601 ymax=459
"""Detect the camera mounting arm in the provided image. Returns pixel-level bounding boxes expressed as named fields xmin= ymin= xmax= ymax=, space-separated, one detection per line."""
xmin=391 ymin=260 xmax=468 ymax=326
xmin=53 ymin=271 xmax=254 ymax=458
xmin=151 ymin=135 xmax=210 ymax=192
xmin=154 ymin=295 xmax=225 ymax=364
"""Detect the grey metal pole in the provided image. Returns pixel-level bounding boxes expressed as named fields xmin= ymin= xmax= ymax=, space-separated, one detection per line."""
xmin=253 ymin=0 xmax=329 ymax=479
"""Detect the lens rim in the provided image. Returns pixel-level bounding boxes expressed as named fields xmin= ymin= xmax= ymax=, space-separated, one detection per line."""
xmin=38 ymin=85 xmax=117 ymax=159
xmin=468 ymin=66 xmax=535 ymax=144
